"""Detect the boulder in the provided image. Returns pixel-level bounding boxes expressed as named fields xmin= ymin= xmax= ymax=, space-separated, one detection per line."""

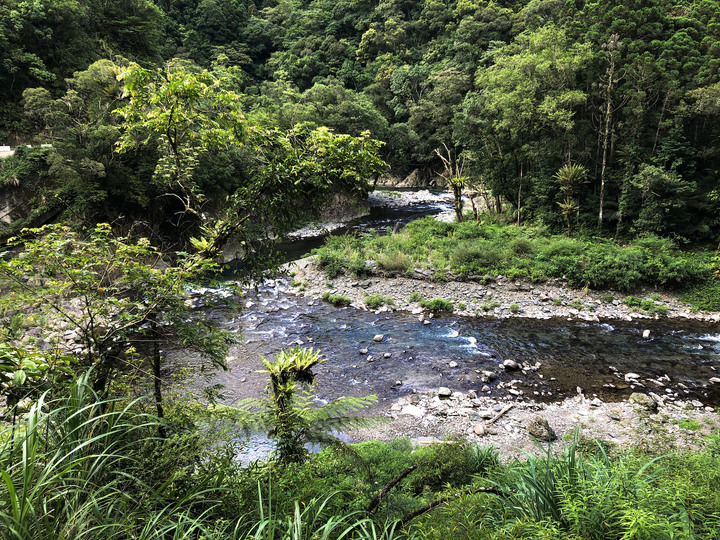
xmin=526 ymin=416 xmax=556 ymax=441
xmin=503 ymin=359 xmax=520 ymax=370
xmin=629 ymin=392 xmax=658 ymax=412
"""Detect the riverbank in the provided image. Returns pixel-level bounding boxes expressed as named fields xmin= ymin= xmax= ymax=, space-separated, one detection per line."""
xmin=288 ymin=256 xmax=720 ymax=324
xmin=283 ymin=256 xmax=720 ymax=458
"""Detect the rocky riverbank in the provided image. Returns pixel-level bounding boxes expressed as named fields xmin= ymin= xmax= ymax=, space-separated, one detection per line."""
xmin=287 ymin=257 xmax=720 ymax=324
xmin=285 ymin=256 xmax=720 ymax=457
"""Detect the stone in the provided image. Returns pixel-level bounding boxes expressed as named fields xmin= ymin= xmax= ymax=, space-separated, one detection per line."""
xmin=624 ymin=372 xmax=640 ymax=383
xmin=423 ymin=320 xmax=431 ymax=325
xmin=481 ymin=385 xmax=491 ymax=393
xmin=589 ymin=398 xmax=604 ymax=408
xmin=449 ymin=361 xmax=458 ymax=368
xmin=629 ymin=392 xmax=658 ymax=412
xmin=400 ymin=405 xmax=424 ymax=417
xmin=384 ymin=352 xmax=392 ymax=358
xmin=373 ymin=334 xmax=384 ymax=342
xmin=467 ymin=390 xmax=477 ymax=399
xmin=359 ymin=348 xmax=368 ymax=355
xmin=503 ymin=359 xmax=520 ymax=370
xmin=438 ymin=387 xmax=452 ymax=399
xmin=709 ymin=377 xmax=720 ymax=384
xmin=474 ymin=424 xmax=486 ymax=436
xmin=642 ymin=329 xmax=651 ymax=339
xmin=526 ymin=415 xmax=557 ymax=441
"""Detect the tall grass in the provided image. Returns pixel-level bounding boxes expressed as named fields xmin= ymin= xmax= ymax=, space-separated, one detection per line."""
xmin=312 ymin=218 xmax=712 ymax=294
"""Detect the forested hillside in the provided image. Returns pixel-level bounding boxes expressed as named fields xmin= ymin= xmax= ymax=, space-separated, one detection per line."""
xmin=2 ymin=0 xmax=720 ymax=241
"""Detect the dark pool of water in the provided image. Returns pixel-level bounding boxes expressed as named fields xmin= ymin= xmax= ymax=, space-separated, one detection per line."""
xmin=200 ymin=281 xmax=720 ymax=408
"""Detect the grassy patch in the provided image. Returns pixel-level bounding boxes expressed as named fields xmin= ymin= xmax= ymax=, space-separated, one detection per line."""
xmin=312 ymin=218 xmax=713 ymax=295
xmin=364 ymin=294 xmax=394 ymax=309
xmin=321 ymin=291 xmax=351 ymax=307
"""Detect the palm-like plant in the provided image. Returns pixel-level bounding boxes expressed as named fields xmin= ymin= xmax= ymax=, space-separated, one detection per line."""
xmin=555 ymin=163 xmax=587 ymax=236
xmin=255 ymin=347 xmax=380 ymax=465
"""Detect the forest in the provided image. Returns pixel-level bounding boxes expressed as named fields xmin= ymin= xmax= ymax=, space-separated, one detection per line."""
xmin=1 ymin=0 xmax=720 ymax=242
xmin=2 ymin=1 xmax=720 ymax=538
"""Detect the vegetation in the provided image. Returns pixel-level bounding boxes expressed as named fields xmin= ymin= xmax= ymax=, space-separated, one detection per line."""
xmin=322 ymin=292 xmax=352 ymax=307
xmin=365 ymin=294 xmax=394 ymax=310
xmin=313 ymin=218 xmax=713 ymax=296
xmin=3 ymin=379 xmax=720 ymax=539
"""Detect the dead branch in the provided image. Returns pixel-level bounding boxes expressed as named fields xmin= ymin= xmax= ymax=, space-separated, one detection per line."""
xmin=485 ymin=404 xmax=514 ymax=426
xmin=367 ymin=465 xmax=418 ymax=513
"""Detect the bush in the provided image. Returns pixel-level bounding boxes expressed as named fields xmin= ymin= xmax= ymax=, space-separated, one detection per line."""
xmin=420 ymin=298 xmax=454 ymax=313
xmin=365 ymin=294 xmax=394 ymax=309
xmin=321 ymin=292 xmax=351 ymax=307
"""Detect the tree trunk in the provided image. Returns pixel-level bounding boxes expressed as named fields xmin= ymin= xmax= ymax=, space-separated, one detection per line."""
xmin=151 ymin=316 xmax=167 ymax=439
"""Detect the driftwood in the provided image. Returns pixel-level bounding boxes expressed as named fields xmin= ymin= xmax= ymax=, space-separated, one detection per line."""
xmin=485 ymin=404 xmax=515 ymax=426
xmin=367 ymin=465 xmax=418 ymax=513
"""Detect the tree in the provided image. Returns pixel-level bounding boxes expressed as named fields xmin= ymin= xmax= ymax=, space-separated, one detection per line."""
xmin=0 ymin=223 xmax=235 ymax=436
xmin=115 ymin=59 xmax=248 ymax=221
xmin=434 ymin=143 xmax=467 ymax=222
xmin=554 ymin=163 xmax=587 ymax=236
xmin=249 ymin=347 xmax=379 ymax=465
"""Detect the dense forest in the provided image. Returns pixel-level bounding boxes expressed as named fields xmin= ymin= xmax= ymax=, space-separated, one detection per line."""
xmin=2 ymin=0 xmax=720 ymax=243
xmin=4 ymin=2 xmax=720 ymax=538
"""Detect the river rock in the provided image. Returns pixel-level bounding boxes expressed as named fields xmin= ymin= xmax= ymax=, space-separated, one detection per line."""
xmin=438 ymin=387 xmax=452 ymax=399
xmin=503 ymin=359 xmax=520 ymax=370
xmin=373 ymin=334 xmax=384 ymax=342
xmin=359 ymin=348 xmax=369 ymax=355
xmin=527 ymin=416 xmax=556 ymax=441
xmin=481 ymin=385 xmax=491 ymax=393
xmin=474 ymin=424 xmax=486 ymax=436
xmin=400 ymin=405 xmax=424 ymax=417
xmin=449 ymin=361 xmax=458 ymax=368
xmin=629 ymin=392 xmax=658 ymax=412
xmin=709 ymin=377 xmax=720 ymax=384
xmin=642 ymin=329 xmax=651 ymax=339
xmin=624 ymin=372 xmax=640 ymax=383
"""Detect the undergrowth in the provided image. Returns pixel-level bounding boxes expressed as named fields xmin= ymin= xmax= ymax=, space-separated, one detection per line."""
xmin=312 ymin=217 xmax=716 ymax=309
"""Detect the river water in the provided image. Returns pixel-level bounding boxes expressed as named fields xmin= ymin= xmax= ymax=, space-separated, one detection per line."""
xmin=179 ymin=190 xmax=720 ymax=412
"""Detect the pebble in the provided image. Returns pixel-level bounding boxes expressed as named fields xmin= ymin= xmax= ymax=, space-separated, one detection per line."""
xmin=373 ymin=334 xmax=384 ymax=342
xmin=449 ymin=361 xmax=458 ymax=368
xmin=642 ymin=329 xmax=651 ymax=339
xmin=384 ymin=352 xmax=392 ymax=358
xmin=359 ymin=348 xmax=369 ymax=355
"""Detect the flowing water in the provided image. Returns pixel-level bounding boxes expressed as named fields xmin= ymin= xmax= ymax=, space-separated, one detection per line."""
xmin=177 ymin=190 xmax=720 ymax=413
xmin=200 ymin=280 xmax=720 ymax=410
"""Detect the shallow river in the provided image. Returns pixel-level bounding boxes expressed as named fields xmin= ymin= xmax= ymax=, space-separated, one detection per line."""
xmin=201 ymin=280 xmax=720 ymax=410
xmin=179 ymin=191 xmax=720 ymax=412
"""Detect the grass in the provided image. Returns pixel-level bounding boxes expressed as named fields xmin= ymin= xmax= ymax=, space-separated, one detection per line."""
xmin=321 ymin=292 xmax=351 ymax=307
xmin=312 ymin=218 xmax=716 ymax=309
xmin=365 ymin=294 xmax=394 ymax=309
xmin=5 ymin=373 xmax=720 ymax=539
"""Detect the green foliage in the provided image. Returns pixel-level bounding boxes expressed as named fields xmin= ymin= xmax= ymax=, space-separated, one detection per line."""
xmin=0 ymin=223 xmax=234 ymax=399
xmin=509 ymin=303 xmax=520 ymax=313
xmin=254 ymin=347 xmax=379 ymax=465
xmin=322 ymin=292 xmax=352 ymax=307
xmin=314 ymin=218 xmax=712 ymax=294
xmin=365 ymin=295 xmax=394 ymax=309
xmin=419 ymin=298 xmax=454 ymax=313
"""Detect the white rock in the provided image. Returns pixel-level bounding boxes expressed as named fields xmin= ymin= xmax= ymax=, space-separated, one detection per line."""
xmin=642 ymin=329 xmax=651 ymax=339
xmin=400 ymin=405 xmax=424 ymax=417
xmin=373 ymin=334 xmax=384 ymax=342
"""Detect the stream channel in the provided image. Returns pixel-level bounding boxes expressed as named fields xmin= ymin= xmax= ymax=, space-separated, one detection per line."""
xmin=178 ymin=189 xmax=720 ymax=417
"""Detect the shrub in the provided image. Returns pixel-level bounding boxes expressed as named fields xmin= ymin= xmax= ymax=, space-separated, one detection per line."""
xmin=321 ymin=292 xmax=351 ymax=307
xmin=509 ymin=303 xmax=520 ymax=313
xmin=377 ymin=251 xmax=411 ymax=273
xmin=624 ymin=296 xmax=642 ymax=307
xmin=365 ymin=294 xmax=394 ymax=309
xmin=408 ymin=292 xmax=424 ymax=303
xmin=420 ymin=298 xmax=454 ymax=313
